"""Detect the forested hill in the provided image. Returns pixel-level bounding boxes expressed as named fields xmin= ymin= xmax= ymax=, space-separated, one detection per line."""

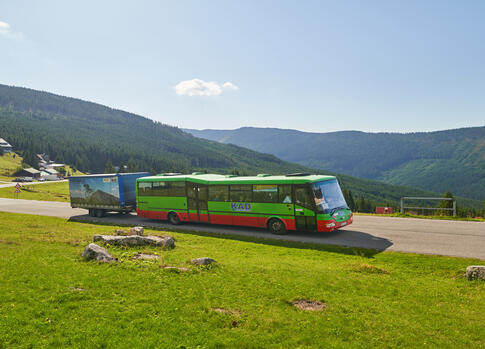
xmin=0 ymin=84 xmax=309 ymax=175
xmin=185 ymin=127 xmax=485 ymax=201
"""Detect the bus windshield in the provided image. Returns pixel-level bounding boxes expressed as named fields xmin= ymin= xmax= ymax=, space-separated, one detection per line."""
xmin=311 ymin=179 xmax=348 ymax=214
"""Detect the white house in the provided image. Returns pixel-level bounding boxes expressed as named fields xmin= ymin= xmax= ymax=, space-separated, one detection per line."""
xmin=0 ymin=138 xmax=13 ymax=153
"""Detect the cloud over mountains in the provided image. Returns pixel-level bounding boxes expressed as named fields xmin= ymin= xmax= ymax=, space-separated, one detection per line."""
xmin=175 ymin=79 xmax=239 ymax=96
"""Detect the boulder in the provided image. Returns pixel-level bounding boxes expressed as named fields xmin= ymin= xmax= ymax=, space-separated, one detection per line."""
xmin=191 ymin=257 xmax=217 ymax=265
xmin=129 ymin=226 xmax=144 ymax=236
xmin=163 ymin=266 xmax=190 ymax=272
xmin=82 ymin=243 xmax=117 ymax=262
xmin=465 ymin=266 xmax=485 ymax=281
xmin=114 ymin=229 xmax=127 ymax=236
xmin=93 ymin=234 xmax=175 ymax=249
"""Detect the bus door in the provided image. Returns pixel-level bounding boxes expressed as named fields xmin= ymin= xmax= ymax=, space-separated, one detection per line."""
xmin=187 ymin=183 xmax=209 ymax=223
xmin=294 ymin=185 xmax=316 ymax=231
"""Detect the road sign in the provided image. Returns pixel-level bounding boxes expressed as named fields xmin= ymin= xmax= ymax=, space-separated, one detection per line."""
xmin=15 ymin=188 xmax=21 ymax=193
xmin=15 ymin=183 xmax=22 ymax=189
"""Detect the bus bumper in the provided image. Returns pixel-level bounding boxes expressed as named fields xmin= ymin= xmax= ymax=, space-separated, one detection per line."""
xmin=317 ymin=214 xmax=353 ymax=232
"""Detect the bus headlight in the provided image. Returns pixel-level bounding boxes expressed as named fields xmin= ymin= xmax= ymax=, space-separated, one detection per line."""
xmin=326 ymin=222 xmax=336 ymax=228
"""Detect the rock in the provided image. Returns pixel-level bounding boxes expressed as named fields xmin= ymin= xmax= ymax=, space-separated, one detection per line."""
xmin=114 ymin=229 xmax=127 ymax=236
xmin=129 ymin=226 xmax=144 ymax=236
xmin=132 ymin=253 xmax=159 ymax=260
xmin=93 ymin=234 xmax=175 ymax=249
xmin=191 ymin=257 xmax=217 ymax=265
xmin=465 ymin=266 xmax=485 ymax=281
xmin=292 ymin=299 xmax=326 ymax=311
xmin=82 ymin=243 xmax=117 ymax=262
xmin=163 ymin=266 xmax=190 ymax=272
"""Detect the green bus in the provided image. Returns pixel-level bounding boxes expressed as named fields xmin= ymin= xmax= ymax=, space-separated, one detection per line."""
xmin=136 ymin=173 xmax=352 ymax=234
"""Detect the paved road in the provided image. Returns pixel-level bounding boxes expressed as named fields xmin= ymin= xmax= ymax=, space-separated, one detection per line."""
xmin=0 ymin=198 xmax=484 ymax=260
xmin=0 ymin=180 xmax=68 ymax=188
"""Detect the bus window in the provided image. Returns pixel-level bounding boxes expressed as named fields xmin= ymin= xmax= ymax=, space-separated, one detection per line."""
xmin=230 ymin=185 xmax=252 ymax=202
xmin=209 ymin=185 xmax=229 ymax=201
xmin=253 ymin=184 xmax=277 ymax=203
xmin=152 ymin=181 xmax=169 ymax=196
xmin=295 ymin=186 xmax=313 ymax=208
xmin=168 ymin=182 xmax=186 ymax=197
xmin=138 ymin=182 xmax=152 ymax=195
xmin=278 ymin=185 xmax=292 ymax=203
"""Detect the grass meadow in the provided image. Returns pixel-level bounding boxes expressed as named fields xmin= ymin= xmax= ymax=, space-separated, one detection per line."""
xmin=0 ymin=212 xmax=483 ymax=348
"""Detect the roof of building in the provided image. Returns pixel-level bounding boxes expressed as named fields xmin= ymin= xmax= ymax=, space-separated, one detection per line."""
xmin=137 ymin=173 xmax=336 ymax=185
xmin=15 ymin=167 xmax=41 ymax=175
xmin=0 ymin=138 xmax=12 ymax=147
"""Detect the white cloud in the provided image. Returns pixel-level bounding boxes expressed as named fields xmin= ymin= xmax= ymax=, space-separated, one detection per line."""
xmin=0 ymin=21 xmax=10 ymax=35
xmin=0 ymin=20 xmax=24 ymax=40
xmin=175 ymin=79 xmax=239 ymax=96
xmin=222 ymin=82 xmax=239 ymax=90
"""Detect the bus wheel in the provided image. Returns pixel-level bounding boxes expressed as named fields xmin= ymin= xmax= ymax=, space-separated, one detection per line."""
xmin=88 ymin=209 xmax=94 ymax=217
xmin=168 ymin=212 xmax=181 ymax=225
xmin=96 ymin=209 xmax=105 ymax=218
xmin=268 ymin=218 xmax=286 ymax=235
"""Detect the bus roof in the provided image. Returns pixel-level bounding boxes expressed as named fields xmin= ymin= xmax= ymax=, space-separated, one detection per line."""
xmin=137 ymin=173 xmax=336 ymax=185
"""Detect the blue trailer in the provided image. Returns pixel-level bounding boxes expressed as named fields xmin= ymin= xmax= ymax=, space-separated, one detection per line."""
xmin=68 ymin=172 xmax=150 ymax=217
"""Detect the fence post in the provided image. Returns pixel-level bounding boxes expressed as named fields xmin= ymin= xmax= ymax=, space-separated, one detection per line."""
xmin=452 ymin=199 xmax=456 ymax=217
xmin=400 ymin=198 xmax=404 ymax=214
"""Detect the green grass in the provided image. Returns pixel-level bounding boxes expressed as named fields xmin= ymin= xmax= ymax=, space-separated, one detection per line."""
xmin=0 ymin=152 xmax=22 ymax=181
xmin=0 ymin=181 xmax=69 ymax=201
xmin=0 ymin=212 xmax=483 ymax=348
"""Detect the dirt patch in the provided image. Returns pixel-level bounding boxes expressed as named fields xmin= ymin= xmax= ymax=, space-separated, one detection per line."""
xmin=69 ymin=287 xmax=86 ymax=292
xmin=0 ymin=239 xmax=20 ymax=245
xmin=211 ymin=307 xmax=241 ymax=316
xmin=292 ymin=299 xmax=326 ymax=311
xmin=349 ymin=263 xmax=389 ymax=274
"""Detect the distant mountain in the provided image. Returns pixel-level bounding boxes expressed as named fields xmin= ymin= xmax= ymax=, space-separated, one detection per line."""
xmin=185 ymin=126 xmax=485 ymax=201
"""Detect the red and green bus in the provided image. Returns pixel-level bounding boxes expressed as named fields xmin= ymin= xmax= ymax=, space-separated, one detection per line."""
xmin=136 ymin=173 xmax=352 ymax=234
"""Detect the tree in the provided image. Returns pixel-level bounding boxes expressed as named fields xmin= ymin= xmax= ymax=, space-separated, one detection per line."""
xmin=105 ymin=160 xmax=114 ymax=173
xmin=439 ymin=190 xmax=455 ymax=216
xmin=127 ymin=158 xmax=138 ymax=172
xmin=0 ymin=147 xmax=3 ymax=156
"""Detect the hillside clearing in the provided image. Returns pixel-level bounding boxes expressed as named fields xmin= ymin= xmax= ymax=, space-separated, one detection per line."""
xmin=0 ymin=212 xmax=483 ymax=348
xmin=0 ymin=181 xmax=69 ymax=201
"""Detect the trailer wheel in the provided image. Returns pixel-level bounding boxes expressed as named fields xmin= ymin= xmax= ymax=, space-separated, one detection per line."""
xmin=268 ymin=218 xmax=286 ymax=235
xmin=95 ymin=209 xmax=105 ymax=218
xmin=88 ymin=209 xmax=95 ymax=217
xmin=168 ymin=212 xmax=181 ymax=225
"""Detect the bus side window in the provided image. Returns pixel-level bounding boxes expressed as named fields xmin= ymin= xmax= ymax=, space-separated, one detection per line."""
xmin=278 ymin=185 xmax=292 ymax=204
xmin=138 ymin=182 xmax=152 ymax=196
xmin=295 ymin=187 xmax=312 ymax=208
xmin=209 ymin=185 xmax=229 ymax=202
xmin=253 ymin=184 xmax=277 ymax=203
xmin=229 ymin=185 xmax=252 ymax=202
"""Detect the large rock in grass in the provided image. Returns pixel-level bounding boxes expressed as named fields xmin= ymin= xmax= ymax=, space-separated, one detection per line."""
xmin=82 ymin=243 xmax=117 ymax=262
xmin=465 ymin=266 xmax=485 ymax=281
xmin=191 ymin=257 xmax=217 ymax=265
xmin=129 ymin=226 xmax=144 ymax=236
xmin=93 ymin=234 xmax=175 ymax=249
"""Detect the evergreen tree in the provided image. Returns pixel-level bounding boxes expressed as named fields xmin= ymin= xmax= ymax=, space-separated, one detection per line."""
xmin=0 ymin=147 xmax=3 ymax=156
xmin=127 ymin=158 xmax=138 ymax=172
xmin=439 ymin=190 xmax=455 ymax=216
xmin=105 ymin=160 xmax=115 ymax=173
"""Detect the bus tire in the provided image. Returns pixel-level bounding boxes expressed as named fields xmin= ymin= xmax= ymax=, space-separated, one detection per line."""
xmin=268 ymin=218 xmax=286 ymax=235
xmin=168 ymin=212 xmax=181 ymax=225
xmin=95 ymin=209 xmax=105 ymax=218
xmin=88 ymin=208 xmax=94 ymax=217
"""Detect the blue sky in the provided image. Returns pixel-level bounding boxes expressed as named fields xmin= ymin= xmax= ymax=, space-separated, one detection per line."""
xmin=1 ymin=1 xmax=484 ymax=133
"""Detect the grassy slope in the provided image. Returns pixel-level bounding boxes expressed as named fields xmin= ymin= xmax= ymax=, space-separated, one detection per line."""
xmin=0 ymin=152 xmax=22 ymax=181
xmin=0 ymin=212 xmax=483 ymax=348
xmin=0 ymin=181 xmax=69 ymax=201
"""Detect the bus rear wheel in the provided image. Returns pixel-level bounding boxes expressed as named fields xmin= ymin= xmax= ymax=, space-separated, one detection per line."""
xmin=268 ymin=218 xmax=286 ymax=235
xmin=168 ymin=212 xmax=180 ymax=225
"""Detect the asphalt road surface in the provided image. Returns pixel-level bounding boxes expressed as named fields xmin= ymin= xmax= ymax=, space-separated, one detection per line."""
xmin=0 ymin=198 xmax=484 ymax=260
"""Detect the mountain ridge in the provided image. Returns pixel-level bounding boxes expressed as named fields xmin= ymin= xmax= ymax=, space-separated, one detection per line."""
xmin=185 ymin=126 xmax=485 ymax=200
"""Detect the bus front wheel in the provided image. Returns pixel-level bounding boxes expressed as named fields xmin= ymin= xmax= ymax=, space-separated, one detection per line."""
xmin=168 ymin=212 xmax=181 ymax=225
xmin=268 ymin=218 xmax=286 ymax=235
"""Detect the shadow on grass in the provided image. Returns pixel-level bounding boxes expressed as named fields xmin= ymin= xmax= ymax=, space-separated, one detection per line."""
xmin=69 ymin=213 xmax=392 ymax=258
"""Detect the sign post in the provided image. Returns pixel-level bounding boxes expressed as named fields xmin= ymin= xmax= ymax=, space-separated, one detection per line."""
xmin=14 ymin=183 xmax=21 ymax=199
